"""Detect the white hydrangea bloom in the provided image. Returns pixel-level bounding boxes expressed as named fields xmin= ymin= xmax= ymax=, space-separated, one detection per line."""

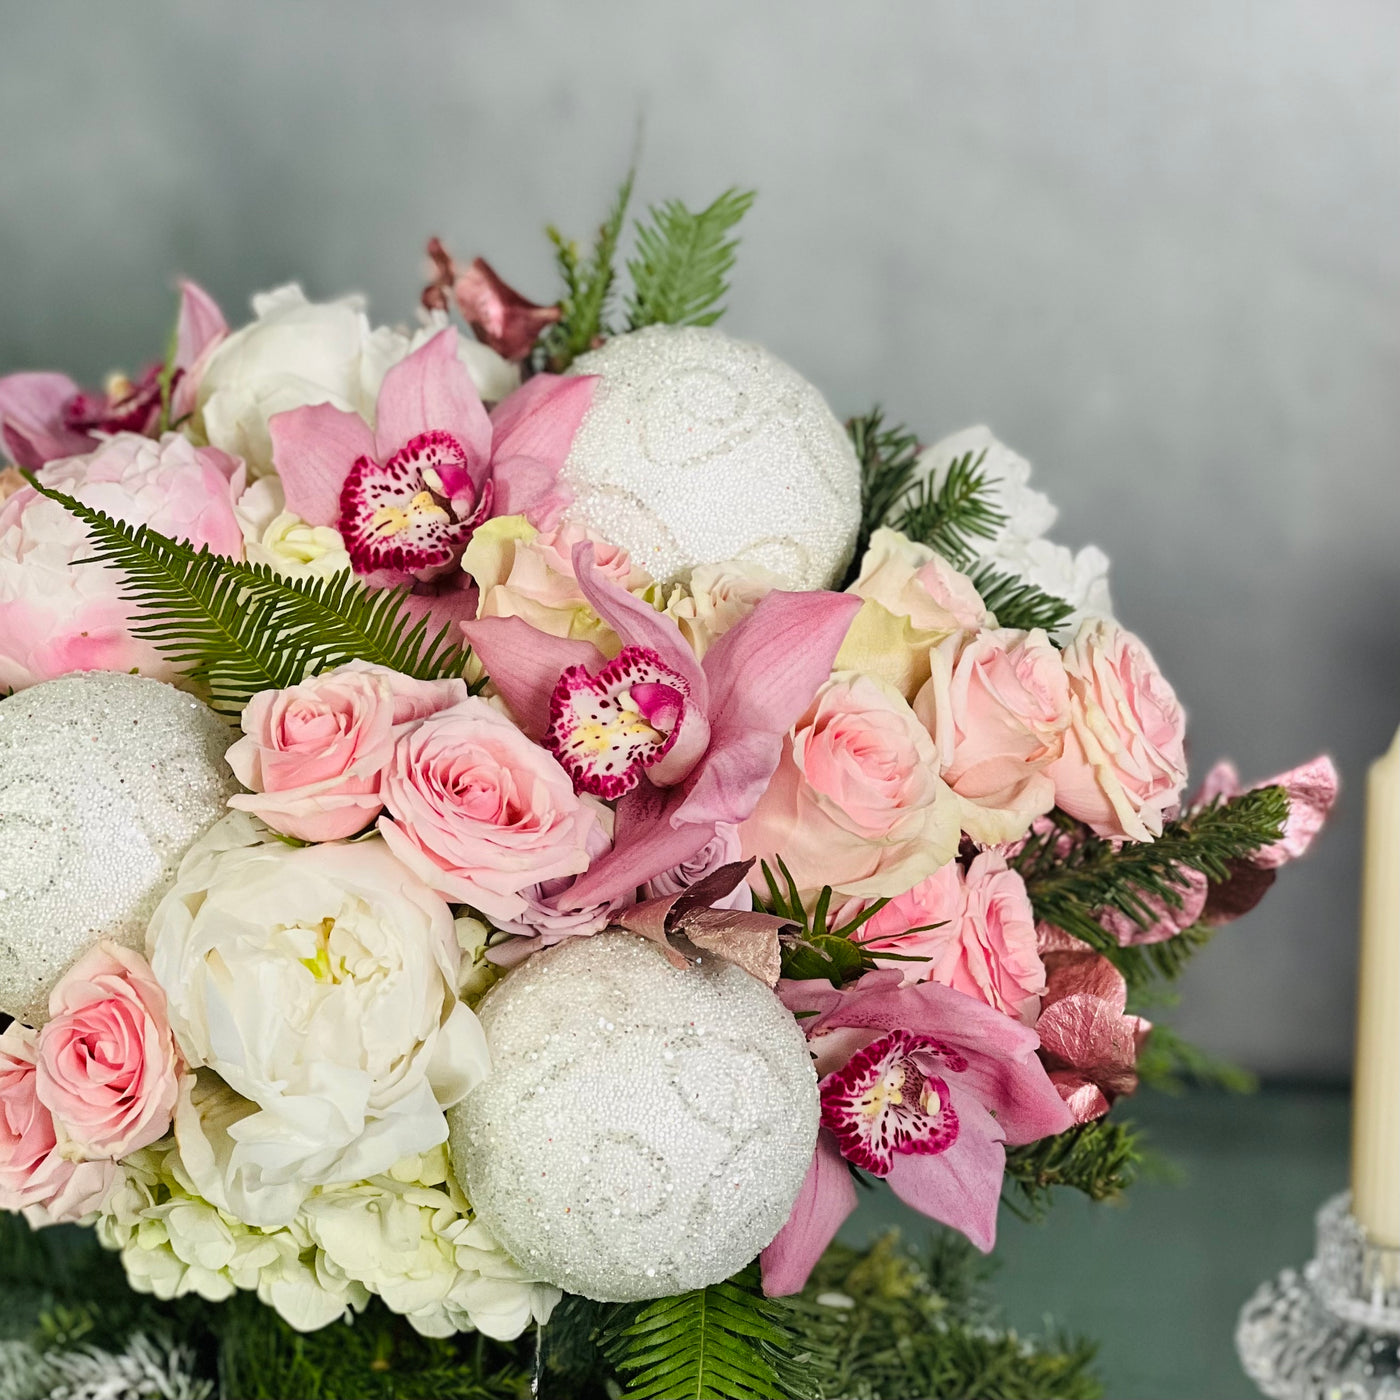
xmin=98 ymin=1078 xmax=557 ymax=1341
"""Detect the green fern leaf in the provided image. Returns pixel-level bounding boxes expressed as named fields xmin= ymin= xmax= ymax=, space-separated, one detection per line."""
xmin=627 ymin=188 xmax=756 ymax=329
xmin=28 ymin=478 xmax=470 ymax=719
xmin=604 ymin=1266 xmax=800 ymax=1400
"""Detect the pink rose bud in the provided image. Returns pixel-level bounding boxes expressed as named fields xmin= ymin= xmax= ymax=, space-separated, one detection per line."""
xmin=35 ymin=942 xmax=182 ymax=1161
xmin=227 ymin=661 xmax=470 ymax=843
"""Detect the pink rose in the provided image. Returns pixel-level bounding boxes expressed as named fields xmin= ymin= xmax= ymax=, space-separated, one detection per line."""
xmin=645 ymin=822 xmax=753 ymax=912
xmin=379 ymin=697 xmax=601 ymax=919
xmin=228 ymin=661 xmax=469 ymax=842
xmin=1045 ymin=618 xmax=1187 ymax=841
xmin=857 ymin=853 xmax=1046 ymax=1022
xmin=848 ymin=528 xmax=989 ymax=635
xmin=739 ymin=673 xmax=960 ymax=903
xmin=35 ymin=942 xmax=181 ymax=1160
xmin=0 ymin=432 xmax=247 ymax=692
xmin=916 ymin=627 xmax=1072 ymax=845
xmin=0 ymin=1022 xmax=115 ymax=1226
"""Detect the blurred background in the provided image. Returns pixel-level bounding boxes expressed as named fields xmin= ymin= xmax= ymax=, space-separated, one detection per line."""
xmin=3 ymin=2 xmax=1395 ymax=1080
xmin=2 ymin=5 xmax=1396 ymax=1395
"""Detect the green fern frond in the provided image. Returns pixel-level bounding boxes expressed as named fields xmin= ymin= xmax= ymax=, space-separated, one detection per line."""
xmin=1003 ymin=1118 xmax=1143 ymax=1219
xmin=543 ymin=168 xmax=636 ymax=370
xmin=603 ymin=1266 xmax=801 ymax=1400
xmin=841 ymin=409 xmax=923 ymax=589
xmin=1018 ymin=788 xmax=1289 ymax=987
xmin=626 ymin=188 xmax=756 ymax=329
xmin=892 ymin=448 xmax=1007 ymax=569
xmin=29 ymin=479 xmax=470 ymax=719
xmin=968 ymin=560 xmax=1075 ymax=636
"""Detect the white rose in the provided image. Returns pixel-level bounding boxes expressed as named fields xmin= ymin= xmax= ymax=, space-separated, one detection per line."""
xmin=233 ymin=476 xmax=351 ymax=580
xmin=992 ymin=536 xmax=1113 ymax=633
xmin=664 ymin=559 xmax=784 ymax=659
xmin=147 ymin=814 xmax=489 ymax=1227
xmin=196 ymin=286 xmax=518 ymax=478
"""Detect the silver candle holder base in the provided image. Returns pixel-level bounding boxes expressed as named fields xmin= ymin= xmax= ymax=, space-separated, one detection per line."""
xmin=1238 ymin=1194 xmax=1400 ymax=1399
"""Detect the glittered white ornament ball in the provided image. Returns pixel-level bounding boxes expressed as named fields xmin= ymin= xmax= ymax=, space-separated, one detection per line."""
xmin=0 ymin=672 xmax=237 ymax=1025
xmin=447 ymin=932 xmax=819 ymax=1302
xmin=561 ymin=325 xmax=862 ymax=590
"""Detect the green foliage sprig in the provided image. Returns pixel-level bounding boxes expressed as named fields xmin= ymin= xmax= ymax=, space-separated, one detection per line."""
xmin=626 ymin=188 xmax=756 ymax=330
xmin=891 ymin=447 xmax=1006 ymax=569
xmin=1002 ymin=1119 xmax=1143 ymax=1220
xmin=968 ymin=560 xmax=1075 ymax=635
xmin=542 ymin=169 xmax=636 ymax=371
xmin=1018 ymin=788 xmax=1289 ymax=987
xmin=842 ymin=409 xmax=923 ymax=588
xmin=1134 ymin=1023 xmax=1258 ymax=1096
xmin=27 ymin=479 xmax=470 ymax=719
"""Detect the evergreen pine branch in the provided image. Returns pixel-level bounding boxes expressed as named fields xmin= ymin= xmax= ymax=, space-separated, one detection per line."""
xmin=1018 ymin=788 xmax=1289 ymax=987
xmin=602 ymin=1265 xmax=803 ymax=1400
xmin=891 ymin=448 xmax=1007 ymax=569
xmin=968 ymin=560 xmax=1075 ymax=636
xmin=28 ymin=479 xmax=470 ymax=719
xmin=841 ymin=409 xmax=923 ymax=589
xmin=626 ymin=188 xmax=756 ymax=329
xmin=543 ymin=168 xmax=636 ymax=370
xmin=1134 ymin=1023 xmax=1258 ymax=1096
xmin=1002 ymin=1119 xmax=1143 ymax=1219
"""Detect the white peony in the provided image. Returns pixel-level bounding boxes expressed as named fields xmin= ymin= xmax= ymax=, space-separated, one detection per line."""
xmin=196 ymin=286 xmax=518 ymax=478
xmin=147 ymin=814 xmax=488 ymax=1227
xmin=233 ymin=476 xmax=351 ymax=580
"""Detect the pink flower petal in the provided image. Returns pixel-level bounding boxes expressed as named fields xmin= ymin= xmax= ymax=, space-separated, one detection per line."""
xmin=0 ymin=372 xmax=89 ymax=468
xmin=373 ymin=328 xmax=493 ymax=464
xmin=1256 ymin=755 xmax=1339 ymax=868
xmin=460 ymin=615 xmax=605 ymax=741
xmin=269 ymin=401 xmax=376 ymax=528
xmin=884 ymin=1087 xmax=1005 ymax=1252
xmin=760 ymin=1130 xmax=857 ymax=1297
xmin=489 ymin=374 xmax=596 ymax=469
xmin=175 ymin=279 xmax=227 ymax=366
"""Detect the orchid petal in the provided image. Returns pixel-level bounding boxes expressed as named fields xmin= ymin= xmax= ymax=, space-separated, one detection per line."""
xmin=676 ymin=590 xmax=860 ymax=827
xmin=571 ymin=544 xmax=707 ymax=700
xmin=885 ymin=1087 xmax=1005 ymax=1252
xmin=0 ymin=372 xmax=88 ymax=468
xmin=760 ymin=1131 xmax=856 ymax=1297
xmin=269 ymin=401 xmax=376 ymax=528
xmin=175 ymin=279 xmax=228 ymax=367
xmin=488 ymin=452 xmax=572 ymax=527
xmin=373 ymin=328 xmax=493 ymax=465
xmin=461 ymin=615 xmax=604 ymax=741
xmin=489 ymin=373 xmax=595 ymax=470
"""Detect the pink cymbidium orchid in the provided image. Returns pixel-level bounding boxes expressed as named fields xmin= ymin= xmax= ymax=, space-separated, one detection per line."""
xmin=463 ymin=545 xmax=861 ymax=908
xmin=760 ymin=969 xmax=1073 ymax=1297
xmin=0 ymin=280 xmax=226 ymax=468
xmin=268 ymin=327 xmax=594 ymax=592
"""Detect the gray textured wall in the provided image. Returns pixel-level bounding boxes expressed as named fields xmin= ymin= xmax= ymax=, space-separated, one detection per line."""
xmin=2 ymin=1 xmax=1395 ymax=1078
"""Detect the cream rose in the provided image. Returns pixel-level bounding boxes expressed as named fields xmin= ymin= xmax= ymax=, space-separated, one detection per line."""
xmin=1046 ymin=617 xmax=1187 ymax=840
xmin=663 ymin=560 xmax=783 ymax=660
xmin=146 ymin=815 xmax=488 ymax=1227
xmin=738 ymin=672 xmax=960 ymax=902
xmin=915 ymin=627 xmax=1072 ymax=845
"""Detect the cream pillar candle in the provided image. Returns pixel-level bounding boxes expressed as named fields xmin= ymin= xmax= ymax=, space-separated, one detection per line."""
xmin=1351 ymin=726 xmax=1400 ymax=1247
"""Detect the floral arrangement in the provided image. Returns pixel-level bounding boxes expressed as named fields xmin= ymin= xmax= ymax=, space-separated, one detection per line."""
xmin=0 ymin=178 xmax=1335 ymax=1400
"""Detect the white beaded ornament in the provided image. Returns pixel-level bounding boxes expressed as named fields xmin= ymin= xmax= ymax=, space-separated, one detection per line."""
xmin=0 ymin=672 xmax=237 ymax=1026
xmin=561 ymin=325 xmax=862 ymax=590
xmin=448 ymin=932 xmax=819 ymax=1302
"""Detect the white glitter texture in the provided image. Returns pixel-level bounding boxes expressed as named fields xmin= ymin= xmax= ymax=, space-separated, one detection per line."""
xmin=561 ymin=325 xmax=862 ymax=591
xmin=447 ymin=932 xmax=819 ymax=1302
xmin=0 ymin=672 xmax=237 ymax=1026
